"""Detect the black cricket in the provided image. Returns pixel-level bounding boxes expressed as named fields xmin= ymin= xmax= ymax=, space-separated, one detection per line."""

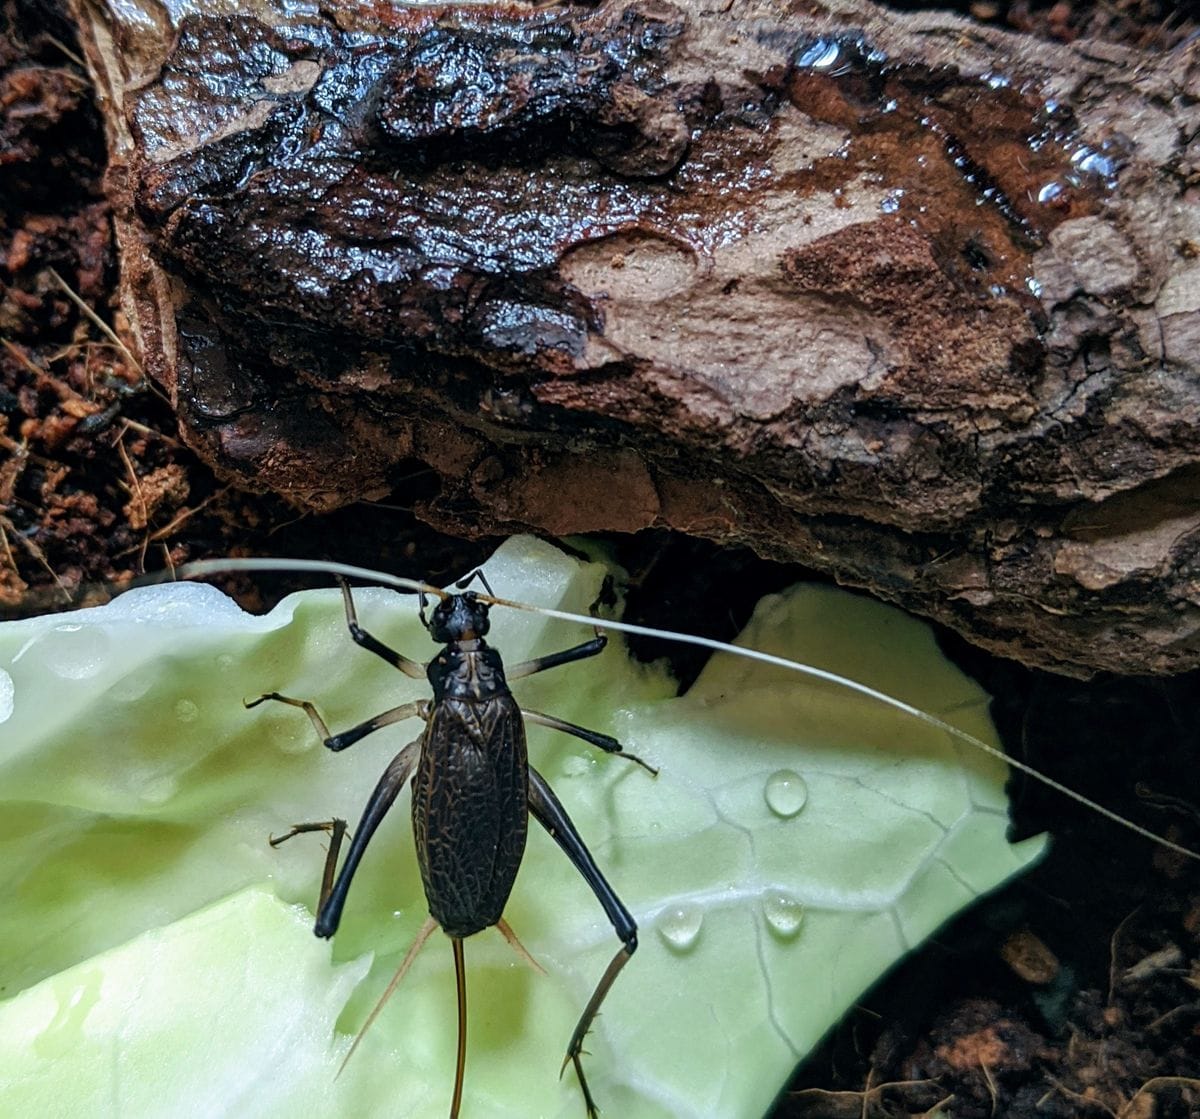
xmin=248 ymin=572 xmax=656 ymax=1118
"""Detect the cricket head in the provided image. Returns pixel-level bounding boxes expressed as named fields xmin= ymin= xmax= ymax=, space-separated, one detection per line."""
xmin=426 ymin=591 xmax=491 ymax=644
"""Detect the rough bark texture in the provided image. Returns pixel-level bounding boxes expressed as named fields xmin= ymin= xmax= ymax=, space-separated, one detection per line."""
xmin=65 ymin=0 xmax=1200 ymax=676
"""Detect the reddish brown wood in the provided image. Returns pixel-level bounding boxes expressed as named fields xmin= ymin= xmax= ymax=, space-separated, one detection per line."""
xmin=67 ymin=0 xmax=1200 ymax=675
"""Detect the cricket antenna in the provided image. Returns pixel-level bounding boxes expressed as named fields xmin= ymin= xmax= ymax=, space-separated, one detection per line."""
xmin=456 ymin=569 xmax=496 ymax=596
xmin=169 ymin=557 xmax=449 ymax=602
xmin=168 ymin=555 xmax=1199 ymax=863
xmin=482 ymin=595 xmax=1200 ymax=864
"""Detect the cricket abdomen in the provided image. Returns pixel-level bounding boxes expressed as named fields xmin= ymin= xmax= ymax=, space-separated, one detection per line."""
xmin=412 ymin=691 xmax=529 ymax=938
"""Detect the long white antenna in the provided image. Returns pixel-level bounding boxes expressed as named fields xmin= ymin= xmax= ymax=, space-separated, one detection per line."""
xmin=170 ymin=556 xmax=1199 ymax=862
xmin=176 ymin=557 xmax=443 ymax=598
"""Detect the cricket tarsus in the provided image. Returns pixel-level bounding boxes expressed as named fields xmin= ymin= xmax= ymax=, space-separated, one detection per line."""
xmin=268 ymin=819 xmax=348 ymax=905
xmin=268 ymin=820 xmax=346 ymax=848
xmin=245 ymin=691 xmax=427 ymax=752
xmin=524 ymin=708 xmax=658 ymax=775
xmin=259 ymin=578 xmax=648 ymax=1115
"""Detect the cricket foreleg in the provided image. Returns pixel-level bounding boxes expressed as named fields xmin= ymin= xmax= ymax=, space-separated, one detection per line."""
xmin=245 ymin=693 xmax=427 ymax=752
xmin=314 ymin=735 xmax=422 ymax=938
xmin=506 ymin=631 xmax=608 ymax=681
xmin=522 ymin=709 xmax=657 ymax=776
xmin=335 ymin=576 xmax=427 ymax=678
xmin=528 ymin=766 xmax=637 ymax=1119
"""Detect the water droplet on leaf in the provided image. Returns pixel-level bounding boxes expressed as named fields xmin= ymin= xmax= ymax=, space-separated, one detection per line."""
xmin=0 ymin=669 xmax=13 ymax=724
xmin=35 ymin=624 xmax=110 ymax=680
xmin=764 ymin=769 xmax=808 ymax=817
xmin=762 ymin=889 xmax=805 ymax=939
xmin=657 ymin=905 xmax=703 ymax=951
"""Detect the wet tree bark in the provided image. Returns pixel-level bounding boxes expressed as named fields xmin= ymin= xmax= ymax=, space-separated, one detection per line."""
xmin=66 ymin=0 xmax=1200 ymax=676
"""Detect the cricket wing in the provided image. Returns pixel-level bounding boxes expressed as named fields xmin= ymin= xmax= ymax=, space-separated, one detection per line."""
xmin=412 ymin=695 xmax=529 ymax=937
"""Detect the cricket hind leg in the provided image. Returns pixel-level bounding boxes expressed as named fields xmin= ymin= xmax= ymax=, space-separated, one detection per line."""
xmin=314 ymin=735 xmax=423 ymax=938
xmin=528 ymin=765 xmax=637 ymax=1119
xmin=267 ymin=731 xmax=419 ymax=940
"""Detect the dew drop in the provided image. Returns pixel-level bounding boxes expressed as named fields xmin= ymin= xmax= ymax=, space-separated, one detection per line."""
xmin=1037 ymin=180 xmax=1063 ymax=203
xmin=657 ymin=905 xmax=703 ymax=952
xmin=764 ymin=769 xmax=808 ymax=818
xmin=762 ymin=889 xmax=805 ymax=939
xmin=34 ymin=624 xmax=111 ymax=680
xmin=1070 ymin=145 xmax=1116 ymax=178
xmin=174 ymin=698 xmax=199 ymax=723
xmin=796 ymin=39 xmax=840 ymax=70
xmin=0 ymin=669 xmax=13 ymax=725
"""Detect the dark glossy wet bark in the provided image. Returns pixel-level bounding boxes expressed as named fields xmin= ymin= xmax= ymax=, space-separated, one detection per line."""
xmin=64 ymin=0 xmax=1200 ymax=676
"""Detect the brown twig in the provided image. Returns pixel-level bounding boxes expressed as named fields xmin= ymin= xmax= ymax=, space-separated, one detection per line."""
xmin=146 ymin=484 xmax=232 ymax=543
xmin=1117 ymin=1076 xmax=1200 ymax=1119
xmin=0 ymin=513 xmax=72 ymax=604
xmin=47 ymin=267 xmax=143 ymax=376
xmin=114 ymin=429 xmax=150 ymax=572
xmin=1 ymin=337 xmax=46 ymax=377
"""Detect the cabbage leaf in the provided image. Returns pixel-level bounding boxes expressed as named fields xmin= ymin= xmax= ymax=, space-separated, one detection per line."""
xmin=0 ymin=536 xmax=1045 ymax=1118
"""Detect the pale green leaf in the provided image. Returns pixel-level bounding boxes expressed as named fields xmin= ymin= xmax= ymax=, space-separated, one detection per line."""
xmin=0 ymin=536 xmax=1045 ymax=1118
